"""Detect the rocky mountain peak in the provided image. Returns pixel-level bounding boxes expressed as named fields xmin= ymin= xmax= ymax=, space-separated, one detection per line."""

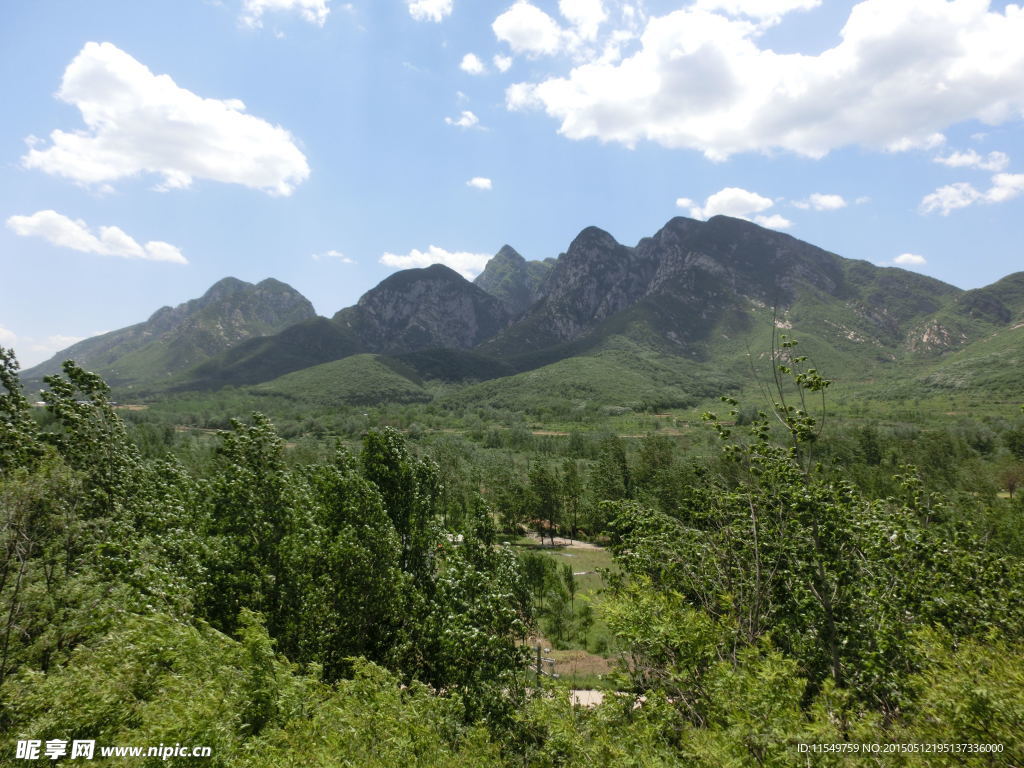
xmin=335 ymin=264 xmax=510 ymax=354
xmin=474 ymin=245 xmax=554 ymax=318
xmin=21 ymin=277 xmax=316 ymax=388
xmin=493 ymin=245 xmax=525 ymax=263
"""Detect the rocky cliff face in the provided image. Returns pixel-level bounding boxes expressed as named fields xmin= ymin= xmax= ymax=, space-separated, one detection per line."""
xmin=473 ymin=245 xmax=554 ymax=317
xmin=333 ymin=264 xmax=510 ymax=355
xmin=481 ymin=215 xmax=970 ymax=364
xmin=491 ymin=216 xmax=849 ymax=350
xmin=32 ymin=215 xmax=1017 ymax=395
xmin=21 ymin=277 xmax=316 ymax=386
xmin=535 ymin=226 xmax=659 ymax=340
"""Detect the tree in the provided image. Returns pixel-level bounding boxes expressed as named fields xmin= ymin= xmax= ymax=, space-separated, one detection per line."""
xmin=999 ymin=461 xmax=1024 ymax=499
xmin=590 ymin=436 xmax=630 ymax=504
xmin=0 ymin=347 xmax=43 ymax=472
xmin=360 ymin=428 xmax=439 ymax=582
xmin=607 ymin=351 xmax=1024 ymax=716
xmin=561 ymin=458 xmax=583 ymax=541
xmin=528 ymin=463 xmax=561 ymax=545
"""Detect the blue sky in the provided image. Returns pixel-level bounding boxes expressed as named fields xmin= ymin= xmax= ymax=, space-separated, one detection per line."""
xmin=2 ymin=0 xmax=1023 ymax=366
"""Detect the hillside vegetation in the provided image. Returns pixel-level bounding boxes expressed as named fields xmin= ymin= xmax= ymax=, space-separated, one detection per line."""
xmin=16 ymin=216 xmax=1023 ymax=418
xmin=3 ymin=346 xmax=1023 ymax=766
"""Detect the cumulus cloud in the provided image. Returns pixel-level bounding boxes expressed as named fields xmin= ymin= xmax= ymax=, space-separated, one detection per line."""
xmin=22 ymin=42 xmax=309 ymax=195
xmin=693 ymin=0 xmax=822 ymax=21
xmin=466 ymin=177 xmax=493 ymax=190
xmin=493 ymin=2 xmax=565 ymax=57
xmin=686 ymin=187 xmax=772 ymax=218
xmin=754 ymin=214 xmax=794 ymax=229
xmin=559 ymin=0 xmax=607 ymax=40
xmin=408 ymin=0 xmax=453 ymax=22
xmin=793 ymin=193 xmax=847 ymax=211
xmin=493 ymin=54 xmax=513 ymax=72
xmin=312 ymin=249 xmax=354 ymax=263
xmin=460 ymin=53 xmax=486 ymax=75
xmin=241 ymin=0 xmax=331 ymax=27
xmin=920 ymin=173 xmax=1024 ymax=215
xmin=986 ymin=173 xmax=1024 ymax=203
xmin=0 ymin=326 xmax=16 ymax=345
xmin=504 ymin=0 xmax=1024 ymax=159
xmin=444 ymin=110 xmax=480 ymax=128
xmin=894 ymin=253 xmax=927 ymax=266
xmin=6 ymin=210 xmax=187 ymax=264
xmin=680 ymin=187 xmax=791 ymax=229
xmin=920 ymin=182 xmax=983 ymax=215
xmin=934 ymin=149 xmax=1010 ymax=172
xmin=380 ymin=245 xmax=491 ymax=280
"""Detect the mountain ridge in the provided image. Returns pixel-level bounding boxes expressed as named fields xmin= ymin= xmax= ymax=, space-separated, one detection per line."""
xmin=14 ymin=216 xmax=1024 ymax=407
xmin=20 ymin=276 xmax=316 ymax=390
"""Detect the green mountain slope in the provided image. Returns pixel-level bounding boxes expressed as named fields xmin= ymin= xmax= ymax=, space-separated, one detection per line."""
xmin=24 ymin=217 xmax=1022 ymax=411
xmin=253 ymin=354 xmax=431 ymax=406
xmin=473 ymin=245 xmax=554 ymax=316
xmin=180 ymin=317 xmax=366 ymax=391
xmin=21 ymin=277 xmax=316 ymax=391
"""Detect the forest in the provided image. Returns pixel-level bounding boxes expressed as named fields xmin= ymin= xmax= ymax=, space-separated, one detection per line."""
xmin=1 ymin=344 xmax=1023 ymax=767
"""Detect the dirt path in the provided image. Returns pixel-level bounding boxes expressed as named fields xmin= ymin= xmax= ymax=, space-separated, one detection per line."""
xmin=571 ymin=690 xmax=605 ymax=707
xmin=524 ymin=533 xmax=604 ymax=550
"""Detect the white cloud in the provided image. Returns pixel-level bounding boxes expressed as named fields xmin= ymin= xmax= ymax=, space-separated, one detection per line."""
xmin=6 ymin=210 xmax=187 ymax=264
xmin=22 ymin=42 xmax=309 ymax=196
xmin=793 ymin=193 xmax=847 ymax=211
xmin=494 ymin=54 xmax=513 ymax=72
xmin=987 ymin=173 xmax=1024 ymax=203
xmin=493 ymin=2 xmax=565 ymax=57
xmin=754 ymin=214 xmax=793 ymax=229
xmin=505 ymin=1 xmax=1024 ymax=159
xmin=934 ymin=149 xmax=1010 ymax=172
xmin=380 ymin=245 xmax=491 ymax=280
xmin=312 ymin=249 xmax=355 ymax=263
xmin=467 ymin=177 xmax=493 ymax=190
xmin=444 ymin=110 xmax=480 ymax=128
xmin=682 ymin=187 xmax=792 ymax=229
xmin=408 ymin=0 xmax=453 ymax=22
xmin=689 ymin=187 xmax=773 ymax=219
xmin=920 ymin=173 xmax=1024 ymax=215
xmin=559 ymin=0 xmax=607 ymax=41
xmin=460 ymin=53 xmax=486 ymax=75
xmin=0 ymin=327 xmax=92 ymax=367
xmin=885 ymin=133 xmax=947 ymax=153
xmin=693 ymin=0 xmax=821 ymax=20
xmin=855 ymin=196 xmax=871 ymax=205
xmin=241 ymin=0 xmax=331 ymax=27
xmin=894 ymin=253 xmax=927 ymax=266
xmin=920 ymin=182 xmax=982 ymax=215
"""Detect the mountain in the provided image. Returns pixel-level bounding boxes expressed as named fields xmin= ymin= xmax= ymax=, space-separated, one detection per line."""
xmin=22 ymin=217 xmax=1022 ymax=411
xmin=479 ymin=216 xmax=962 ymax=372
xmin=333 ymin=264 xmax=509 ymax=354
xmin=21 ymin=277 xmax=315 ymax=390
xmin=253 ymin=354 xmax=431 ymax=406
xmin=473 ymin=245 xmax=555 ymax=317
xmin=179 ymin=263 xmax=512 ymax=390
xmin=180 ymin=316 xmax=365 ymax=390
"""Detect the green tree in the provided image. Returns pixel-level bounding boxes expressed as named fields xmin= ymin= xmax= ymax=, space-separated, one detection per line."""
xmin=590 ymin=435 xmax=630 ymax=504
xmin=0 ymin=347 xmax=43 ymax=472
xmin=528 ymin=462 xmax=561 ymax=544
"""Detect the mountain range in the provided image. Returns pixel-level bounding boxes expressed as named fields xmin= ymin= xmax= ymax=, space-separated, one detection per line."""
xmin=18 ymin=216 xmax=1024 ymax=410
